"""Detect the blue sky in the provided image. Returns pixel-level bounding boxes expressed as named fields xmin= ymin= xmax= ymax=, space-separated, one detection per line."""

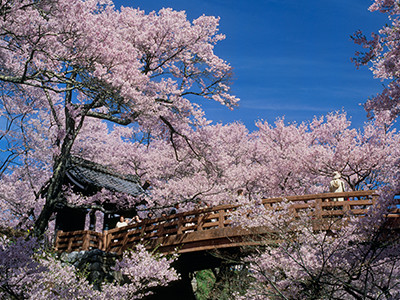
xmin=113 ymin=0 xmax=389 ymax=130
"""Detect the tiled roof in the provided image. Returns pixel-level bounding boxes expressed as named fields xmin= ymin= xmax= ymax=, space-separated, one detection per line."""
xmin=66 ymin=157 xmax=144 ymax=197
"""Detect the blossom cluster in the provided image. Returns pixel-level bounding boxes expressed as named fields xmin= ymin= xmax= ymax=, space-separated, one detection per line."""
xmin=0 ymin=235 xmax=178 ymax=299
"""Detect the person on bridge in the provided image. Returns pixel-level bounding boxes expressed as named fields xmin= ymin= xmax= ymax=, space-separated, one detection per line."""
xmin=116 ymin=216 xmax=128 ymax=228
xmin=130 ymin=215 xmax=141 ymax=224
xmin=236 ymin=189 xmax=245 ymax=203
xmin=330 ymin=171 xmax=345 ymax=201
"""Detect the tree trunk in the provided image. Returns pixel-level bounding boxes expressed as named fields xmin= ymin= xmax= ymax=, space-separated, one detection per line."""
xmin=33 ymin=132 xmax=75 ymax=236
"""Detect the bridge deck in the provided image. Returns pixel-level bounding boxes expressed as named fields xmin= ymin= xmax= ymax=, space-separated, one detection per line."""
xmin=55 ymin=190 xmax=398 ymax=254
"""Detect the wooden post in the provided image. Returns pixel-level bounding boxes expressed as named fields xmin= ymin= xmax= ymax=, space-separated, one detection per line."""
xmin=315 ymin=199 xmax=322 ymax=219
xmin=313 ymin=199 xmax=323 ymax=230
xmin=121 ymin=229 xmax=129 ymax=254
xmin=177 ymin=215 xmax=183 ymax=234
xmin=102 ymin=230 xmax=109 ymax=251
xmin=54 ymin=230 xmax=63 ymax=251
xmin=343 ymin=201 xmax=350 ymax=215
xmin=67 ymin=233 xmax=74 ymax=252
xmin=159 ymin=221 xmax=165 ymax=237
xmin=98 ymin=231 xmax=103 ymax=251
xmin=372 ymin=194 xmax=377 ymax=206
xmin=82 ymin=231 xmax=90 ymax=251
xmin=139 ymin=220 xmax=147 ymax=240
xmin=197 ymin=215 xmax=204 ymax=231
xmin=219 ymin=210 xmax=225 ymax=228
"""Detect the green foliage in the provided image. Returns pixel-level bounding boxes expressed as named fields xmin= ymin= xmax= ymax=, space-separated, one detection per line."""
xmin=195 ymin=269 xmax=216 ymax=300
xmin=194 ymin=266 xmax=253 ymax=300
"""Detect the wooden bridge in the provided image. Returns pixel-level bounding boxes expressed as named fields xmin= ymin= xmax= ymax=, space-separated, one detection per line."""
xmin=55 ymin=190 xmax=399 ymax=255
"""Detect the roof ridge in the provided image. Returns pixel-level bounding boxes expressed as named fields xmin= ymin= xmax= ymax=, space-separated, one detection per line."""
xmin=70 ymin=156 xmax=140 ymax=183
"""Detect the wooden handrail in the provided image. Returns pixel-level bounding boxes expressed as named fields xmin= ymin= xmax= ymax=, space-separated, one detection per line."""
xmin=55 ymin=230 xmax=103 ymax=252
xmin=262 ymin=190 xmax=377 ymax=203
xmin=55 ymin=190 xmax=394 ymax=254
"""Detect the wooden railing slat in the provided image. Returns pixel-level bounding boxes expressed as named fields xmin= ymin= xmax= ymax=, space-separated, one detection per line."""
xmin=315 ymin=199 xmax=322 ymax=219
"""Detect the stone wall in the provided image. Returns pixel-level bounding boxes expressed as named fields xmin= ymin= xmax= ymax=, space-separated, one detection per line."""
xmin=59 ymin=249 xmax=121 ymax=290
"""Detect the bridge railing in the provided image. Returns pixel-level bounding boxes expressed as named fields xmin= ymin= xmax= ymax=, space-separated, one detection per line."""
xmin=262 ymin=190 xmax=379 ymax=230
xmin=263 ymin=190 xmax=378 ymax=218
xmin=54 ymin=230 xmax=104 ymax=253
xmin=105 ymin=203 xmax=238 ymax=253
xmin=55 ymin=190 xmax=384 ymax=254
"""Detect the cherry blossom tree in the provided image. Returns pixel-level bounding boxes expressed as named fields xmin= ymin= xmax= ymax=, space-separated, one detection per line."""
xmin=234 ymin=202 xmax=400 ymax=299
xmin=140 ymin=112 xmax=399 ymax=299
xmin=0 ymin=0 xmax=238 ymax=235
xmin=0 ymin=235 xmax=178 ymax=299
xmin=4 ymin=108 xmax=397 ymax=226
xmin=352 ymin=0 xmax=400 ymax=120
xmin=225 ymin=113 xmax=400 ymax=299
xmin=137 ymin=111 xmax=400 ymax=207
xmin=1 ymin=1 xmax=400 ymax=298
xmin=2 ymin=92 xmax=400 ymax=299
xmin=0 ymin=1 xmax=237 ymax=296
